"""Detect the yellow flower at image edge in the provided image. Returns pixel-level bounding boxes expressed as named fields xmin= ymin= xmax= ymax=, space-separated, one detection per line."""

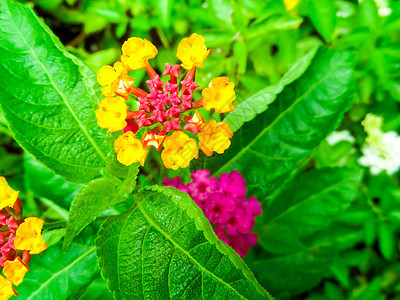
xmin=121 ymin=37 xmax=158 ymax=70
xmin=14 ymin=217 xmax=47 ymax=255
xmin=0 ymin=275 xmax=17 ymax=299
xmin=3 ymin=258 xmax=29 ymax=286
xmin=0 ymin=177 xmax=19 ymax=211
xmin=161 ymin=131 xmax=199 ymax=170
xmin=202 ymin=77 xmax=236 ymax=114
xmin=95 ymin=96 xmax=128 ymax=133
xmin=114 ymin=131 xmax=149 ymax=166
xmin=199 ymin=120 xmax=233 ymax=157
xmin=177 ymin=33 xmax=212 ymax=70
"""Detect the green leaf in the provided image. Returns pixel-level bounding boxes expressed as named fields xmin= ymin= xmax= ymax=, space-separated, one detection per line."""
xmin=357 ymin=0 xmax=378 ymax=30
xmin=204 ymin=0 xmax=234 ymax=29
xmin=0 ymin=0 xmax=109 ymax=183
xmin=329 ymin=254 xmax=350 ymax=288
xmin=252 ymin=243 xmax=332 ymax=298
xmin=42 ymin=228 xmax=66 ymax=248
xmin=250 ymin=224 xmax=364 ymax=297
xmin=258 ymin=167 xmax=363 ymax=254
xmin=155 ymin=0 xmax=173 ymax=28
xmin=378 ymin=221 xmax=395 ymax=260
xmin=233 ymin=40 xmax=248 ymax=75
xmin=97 ymin=186 xmax=272 ymax=299
xmin=247 ymin=15 xmax=303 ymax=38
xmin=200 ymin=48 xmax=356 ymax=200
xmin=24 ymin=153 xmax=82 ymax=210
xmin=80 ymin=277 xmax=113 ymax=300
xmin=225 ymin=47 xmax=318 ymax=132
xmin=17 ymin=243 xmax=98 ymax=299
xmin=306 ymin=0 xmax=336 ymax=42
xmin=64 ymin=177 xmax=130 ymax=250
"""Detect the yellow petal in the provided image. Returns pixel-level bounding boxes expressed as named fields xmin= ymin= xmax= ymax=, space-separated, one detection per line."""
xmin=95 ymin=96 xmax=128 ymax=133
xmin=121 ymin=37 xmax=158 ymax=70
xmin=101 ymin=85 xmax=114 ymax=97
xmin=0 ymin=275 xmax=17 ymax=299
xmin=114 ymin=131 xmax=149 ymax=166
xmin=97 ymin=65 xmax=119 ymax=86
xmin=161 ymin=131 xmax=199 ymax=170
xmin=14 ymin=217 xmax=47 ymax=255
xmin=3 ymin=258 xmax=29 ymax=286
xmin=198 ymin=120 xmax=233 ymax=156
xmin=0 ymin=177 xmax=19 ymax=211
xmin=113 ymin=61 xmax=127 ymax=77
xmin=177 ymin=33 xmax=211 ymax=70
xmin=202 ymin=77 xmax=236 ymax=114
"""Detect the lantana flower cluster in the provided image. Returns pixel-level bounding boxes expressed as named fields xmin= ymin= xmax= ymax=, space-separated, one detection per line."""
xmin=359 ymin=114 xmax=400 ymax=175
xmin=0 ymin=177 xmax=47 ymax=299
xmin=165 ymin=170 xmax=261 ymax=257
xmin=95 ymin=34 xmax=236 ymax=170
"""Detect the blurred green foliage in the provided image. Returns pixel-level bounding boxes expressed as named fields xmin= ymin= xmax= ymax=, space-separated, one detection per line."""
xmin=1 ymin=0 xmax=400 ymax=298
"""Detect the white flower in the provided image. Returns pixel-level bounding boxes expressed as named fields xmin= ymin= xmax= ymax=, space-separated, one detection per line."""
xmin=359 ymin=131 xmax=400 ymax=175
xmin=327 ymin=130 xmax=355 ymax=145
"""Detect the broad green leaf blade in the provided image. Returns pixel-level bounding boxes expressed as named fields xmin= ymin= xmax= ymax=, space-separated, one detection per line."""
xmin=258 ymin=167 xmax=363 ymax=255
xmin=225 ymin=47 xmax=318 ymax=132
xmin=17 ymin=243 xmax=98 ymax=299
xmin=0 ymin=0 xmax=109 ymax=183
xmin=64 ymin=177 xmax=129 ymax=250
xmin=198 ymin=47 xmax=355 ymax=200
xmin=97 ymin=186 xmax=272 ymax=299
xmin=24 ymin=153 xmax=82 ymax=210
xmin=306 ymin=0 xmax=337 ymax=42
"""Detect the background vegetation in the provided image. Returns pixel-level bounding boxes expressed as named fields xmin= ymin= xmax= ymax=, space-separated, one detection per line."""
xmin=1 ymin=0 xmax=400 ymax=299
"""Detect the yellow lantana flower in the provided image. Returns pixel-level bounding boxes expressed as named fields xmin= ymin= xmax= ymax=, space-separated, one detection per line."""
xmin=0 ymin=275 xmax=16 ymax=299
xmin=0 ymin=177 xmax=19 ymax=211
xmin=95 ymin=96 xmax=128 ymax=134
xmin=3 ymin=258 xmax=29 ymax=286
xmin=177 ymin=33 xmax=211 ymax=70
xmin=14 ymin=217 xmax=47 ymax=255
xmin=198 ymin=120 xmax=233 ymax=157
xmin=114 ymin=131 xmax=149 ymax=166
xmin=97 ymin=61 xmax=134 ymax=98
xmin=202 ymin=77 xmax=236 ymax=114
xmin=121 ymin=37 xmax=158 ymax=71
xmin=161 ymin=131 xmax=199 ymax=170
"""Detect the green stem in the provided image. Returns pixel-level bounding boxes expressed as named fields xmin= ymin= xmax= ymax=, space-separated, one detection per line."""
xmin=43 ymin=215 xmax=112 ymax=230
xmin=156 ymin=28 xmax=170 ymax=49
xmin=361 ymin=183 xmax=386 ymax=220
xmin=43 ymin=221 xmax=66 ymax=230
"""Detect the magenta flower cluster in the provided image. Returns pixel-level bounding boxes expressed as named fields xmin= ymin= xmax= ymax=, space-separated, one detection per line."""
xmin=164 ymin=169 xmax=261 ymax=257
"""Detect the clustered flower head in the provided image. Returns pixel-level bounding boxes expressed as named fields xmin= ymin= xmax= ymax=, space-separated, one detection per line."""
xmin=359 ymin=113 xmax=400 ymax=175
xmin=95 ymin=33 xmax=236 ymax=170
xmin=0 ymin=177 xmax=47 ymax=299
xmin=164 ymin=170 xmax=261 ymax=257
